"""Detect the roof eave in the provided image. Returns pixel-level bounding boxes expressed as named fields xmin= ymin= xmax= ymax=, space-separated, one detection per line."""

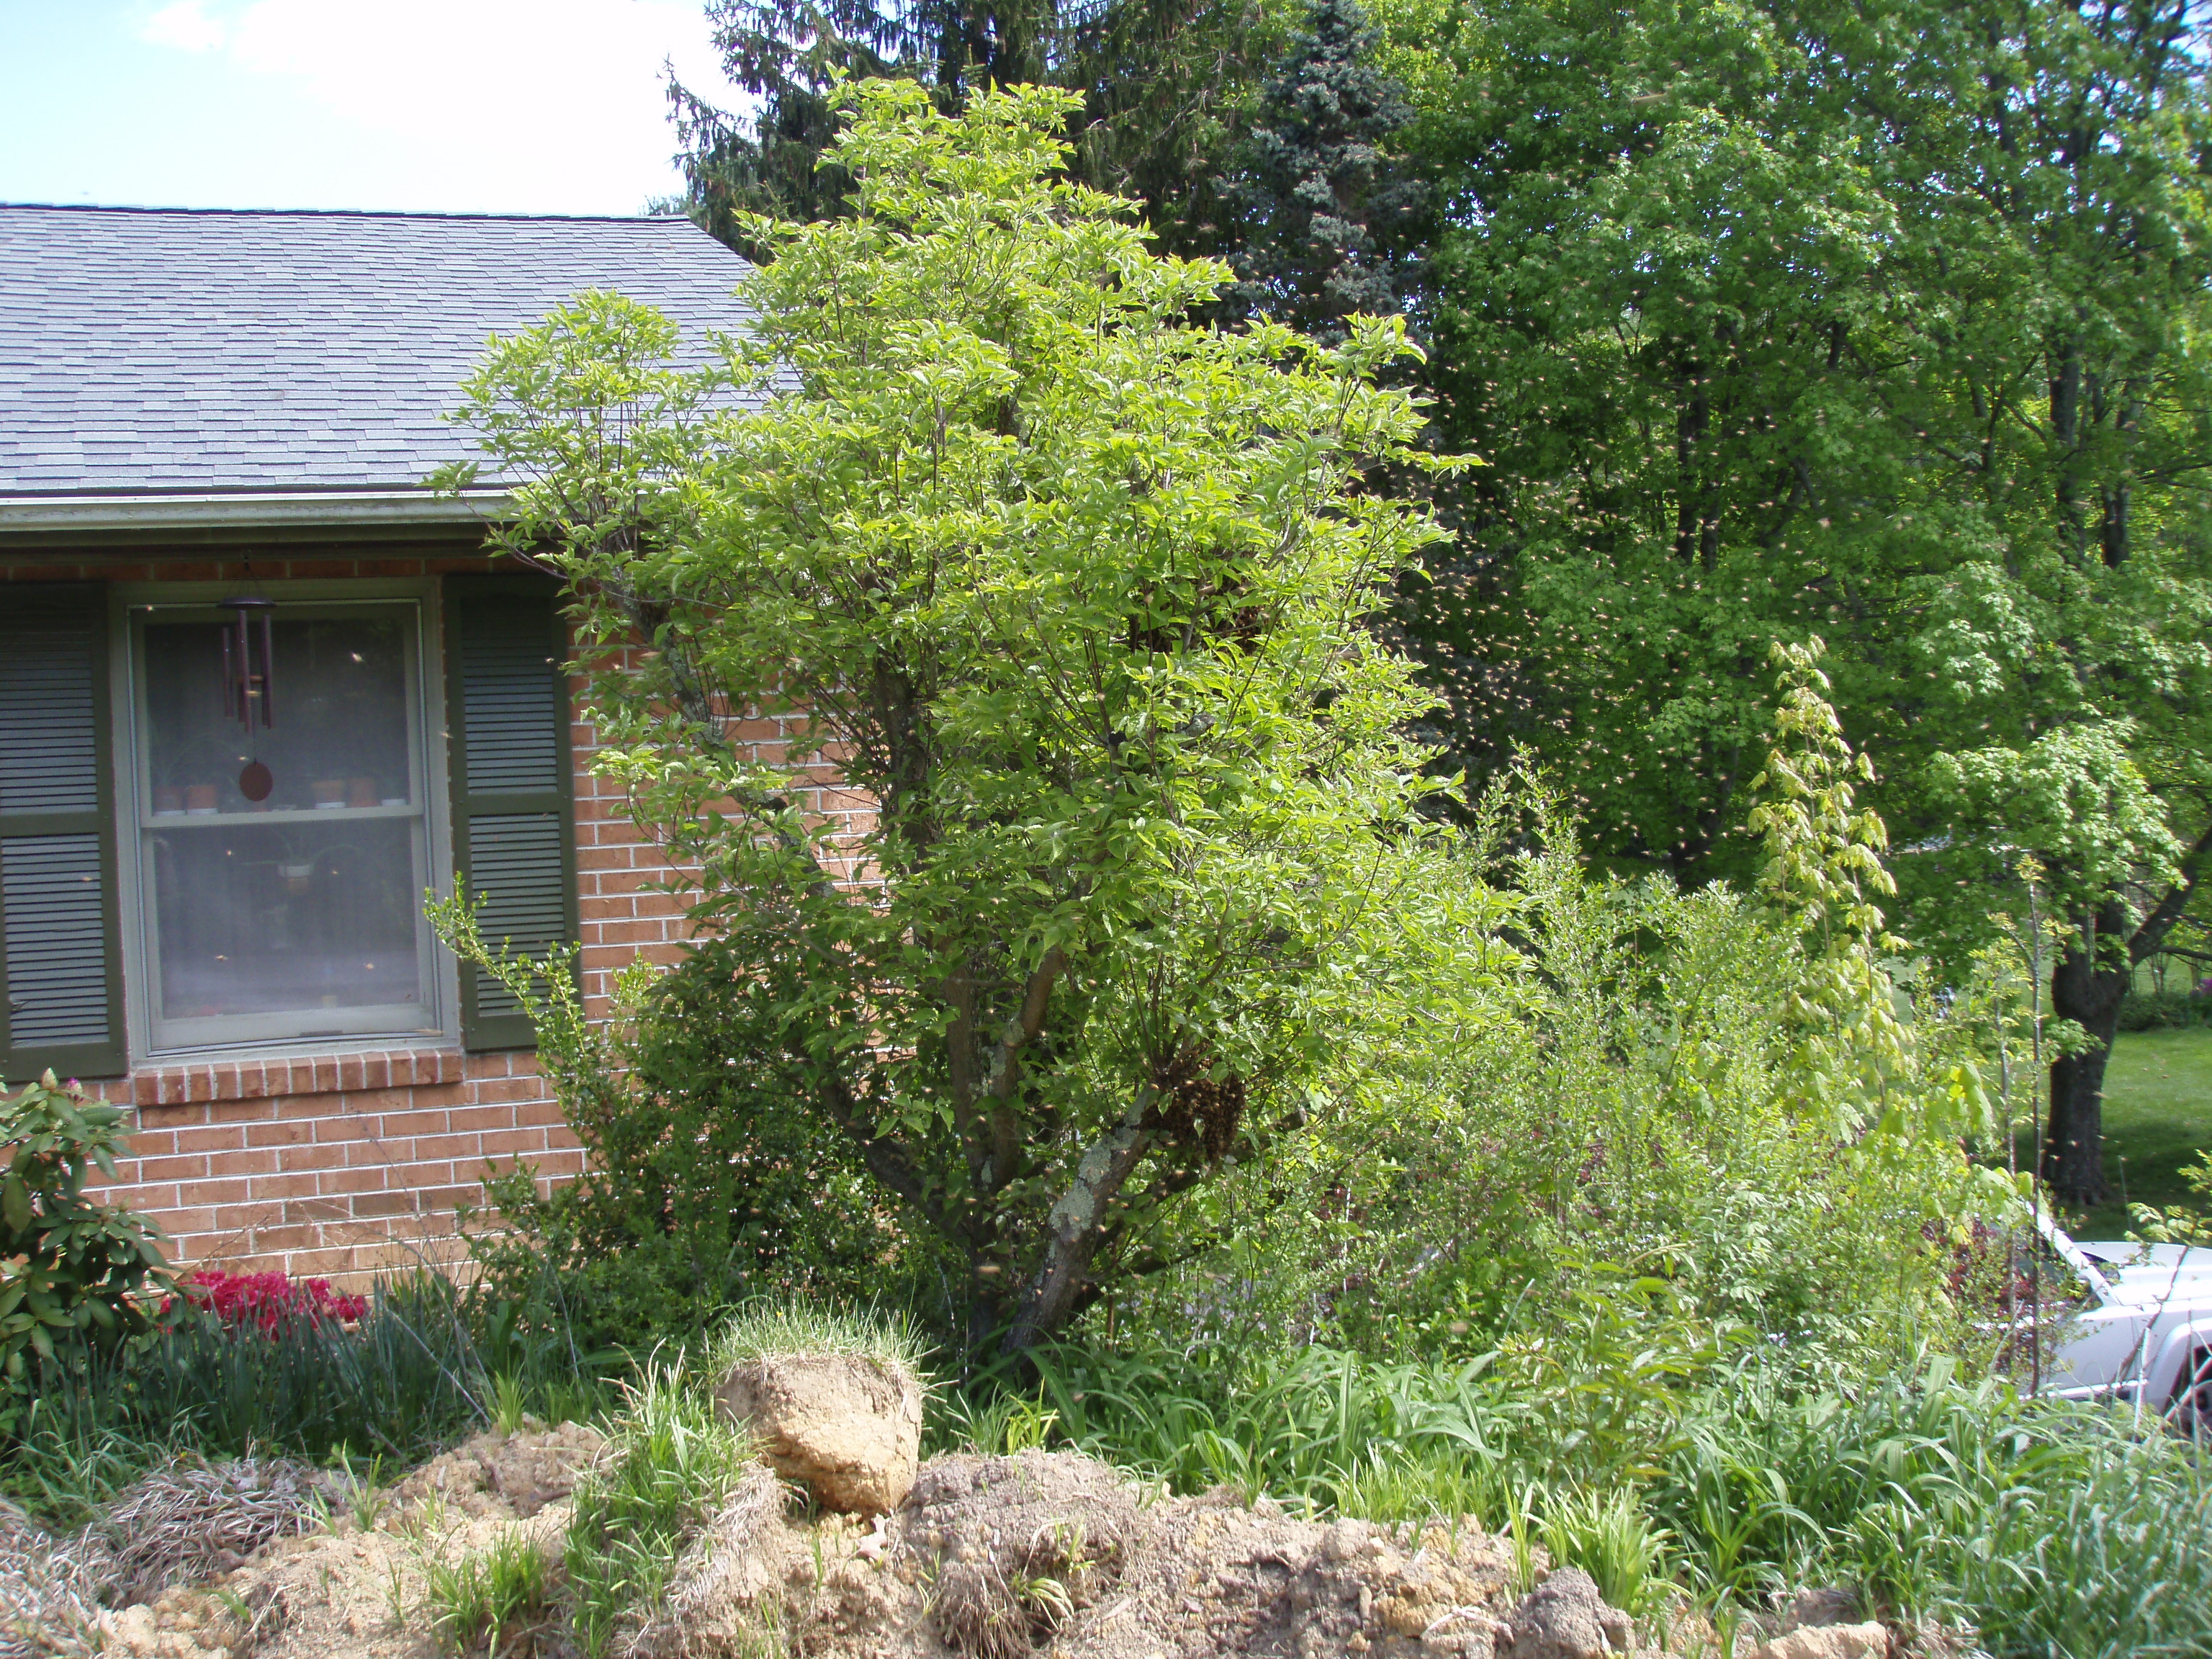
xmin=0 ymin=488 xmax=512 ymax=535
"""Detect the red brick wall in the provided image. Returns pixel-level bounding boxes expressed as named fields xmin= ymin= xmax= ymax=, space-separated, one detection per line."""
xmin=9 ymin=547 xmax=877 ymax=1280
xmin=1 ymin=549 xmax=673 ymax=1281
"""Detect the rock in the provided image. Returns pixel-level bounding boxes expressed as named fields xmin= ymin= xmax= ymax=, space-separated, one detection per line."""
xmin=1422 ymin=1606 xmax=1510 ymax=1657
xmin=102 ymin=1605 xmax=162 ymax=1657
xmin=1748 ymin=1623 xmax=1891 ymax=1659
xmin=1501 ymin=1567 xmax=1632 ymax=1658
xmin=716 ymin=1352 xmax=923 ymax=1515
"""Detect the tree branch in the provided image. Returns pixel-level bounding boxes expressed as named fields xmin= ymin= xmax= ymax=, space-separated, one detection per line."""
xmin=2129 ymin=817 xmax=2212 ymax=966
xmin=983 ymin=946 xmax=1065 ymax=1190
xmin=1002 ymin=1089 xmax=1152 ymax=1352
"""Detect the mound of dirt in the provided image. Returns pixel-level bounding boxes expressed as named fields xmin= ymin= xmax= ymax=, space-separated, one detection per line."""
xmin=718 ymin=1353 xmax=925 ymax=1516
xmin=92 ymin=1443 xmax=1629 ymax=1659
xmin=66 ymin=1424 xmax=605 ymax=1659
xmin=71 ymin=1440 xmax=1961 ymax=1659
xmin=745 ymin=1449 xmax=1641 ymax=1659
xmin=392 ymin=1419 xmax=605 ymax=1520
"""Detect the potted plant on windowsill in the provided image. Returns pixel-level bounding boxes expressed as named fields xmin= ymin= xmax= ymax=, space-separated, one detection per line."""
xmin=152 ymin=734 xmax=238 ymax=818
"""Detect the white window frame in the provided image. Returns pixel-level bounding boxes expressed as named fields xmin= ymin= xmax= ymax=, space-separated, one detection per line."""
xmin=107 ymin=577 xmax=462 ymax=1064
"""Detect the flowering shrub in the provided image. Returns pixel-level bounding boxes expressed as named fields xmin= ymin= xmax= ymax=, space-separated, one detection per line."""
xmin=180 ymin=1268 xmax=367 ymax=1330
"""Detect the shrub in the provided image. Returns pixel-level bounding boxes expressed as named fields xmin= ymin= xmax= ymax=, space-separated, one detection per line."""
xmin=2116 ymin=989 xmax=2212 ymax=1032
xmin=433 ymin=900 xmax=950 ymax=1357
xmin=1095 ymin=652 xmax=2012 ymax=1371
xmin=1 ymin=1072 xmax=174 ymax=1436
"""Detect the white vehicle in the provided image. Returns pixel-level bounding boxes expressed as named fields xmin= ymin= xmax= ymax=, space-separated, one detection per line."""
xmin=2036 ymin=1218 xmax=2212 ymax=1428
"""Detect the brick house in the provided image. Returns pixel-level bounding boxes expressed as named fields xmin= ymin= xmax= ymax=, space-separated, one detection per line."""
xmin=0 ymin=204 xmax=755 ymax=1280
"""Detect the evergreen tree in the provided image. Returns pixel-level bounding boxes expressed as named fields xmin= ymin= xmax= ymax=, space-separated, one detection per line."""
xmin=668 ymin=0 xmax=1277 ymax=257
xmin=1218 ymin=0 xmax=1428 ymax=340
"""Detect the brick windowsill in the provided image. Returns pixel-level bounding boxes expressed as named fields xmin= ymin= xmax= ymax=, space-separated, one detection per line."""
xmin=113 ymin=1048 xmax=471 ymax=1109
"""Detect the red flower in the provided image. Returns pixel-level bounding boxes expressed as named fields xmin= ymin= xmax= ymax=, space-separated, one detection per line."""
xmin=172 ymin=1267 xmax=367 ymax=1330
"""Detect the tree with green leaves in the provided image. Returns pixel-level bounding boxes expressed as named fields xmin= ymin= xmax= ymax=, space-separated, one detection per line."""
xmin=667 ymin=0 xmax=1279 ymax=258
xmin=1216 ymin=0 xmax=1429 ymax=340
xmin=445 ymin=81 xmax=1475 ymax=1351
xmin=1382 ymin=0 xmax=2212 ymax=1205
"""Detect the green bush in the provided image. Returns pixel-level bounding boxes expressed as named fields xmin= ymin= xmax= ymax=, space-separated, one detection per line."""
xmin=1095 ymin=657 xmax=2015 ymax=1371
xmin=1093 ymin=816 xmax=2007 ymax=1370
xmin=1 ymin=1071 xmax=175 ymax=1436
xmin=432 ymin=897 xmax=952 ymax=1357
xmin=2117 ymin=989 xmax=2212 ymax=1032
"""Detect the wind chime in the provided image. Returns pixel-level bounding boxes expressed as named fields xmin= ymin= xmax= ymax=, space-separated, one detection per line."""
xmin=219 ymin=595 xmax=277 ymax=802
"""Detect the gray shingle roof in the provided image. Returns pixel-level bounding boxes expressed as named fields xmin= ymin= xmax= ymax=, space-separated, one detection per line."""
xmin=0 ymin=205 xmax=755 ymax=497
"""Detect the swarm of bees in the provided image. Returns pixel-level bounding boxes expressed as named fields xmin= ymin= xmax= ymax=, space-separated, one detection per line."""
xmin=1146 ymin=1050 xmax=1246 ymax=1162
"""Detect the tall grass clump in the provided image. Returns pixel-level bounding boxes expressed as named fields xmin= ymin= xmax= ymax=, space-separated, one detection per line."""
xmin=565 ymin=1355 xmax=762 ymax=1658
xmin=1651 ymin=1354 xmax=2212 ymax=1659
xmin=4 ymin=1262 xmax=619 ymax=1522
xmin=948 ymin=1331 xmax=2212 ymax=1658
xmin=709 ymin=1298 xmax=928 ymax=1380
xmin=419 ymin=1527 xmax=560 ymax=1655
xmin=112 ymin=1271 xmax=488 ymax=1461
xmin=998 ymin=1267 xmax=1733 ymax=1514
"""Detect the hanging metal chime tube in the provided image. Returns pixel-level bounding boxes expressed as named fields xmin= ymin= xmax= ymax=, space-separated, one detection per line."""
xmin=217 ymin=595 xmax=276 ymax=734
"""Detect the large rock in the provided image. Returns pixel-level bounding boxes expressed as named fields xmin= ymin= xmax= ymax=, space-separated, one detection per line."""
xmin=1748 ymin=1624 xmax=1889 ymax=1659
xmin=716 ymin=1352 xmax=923 ymax=1516
xmin=1501 ymin=1566 xmax=1633 ymax=1659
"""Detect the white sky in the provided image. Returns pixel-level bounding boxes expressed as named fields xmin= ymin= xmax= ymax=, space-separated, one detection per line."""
xmin=0 ymin=1 xmax=739 ymax=215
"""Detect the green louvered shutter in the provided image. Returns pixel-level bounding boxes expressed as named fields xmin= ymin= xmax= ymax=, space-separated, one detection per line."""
xmin=1 ymin=585 xmax=126 ymax=1083
xmin=444 ymin=575 xmax=578 ymax=1052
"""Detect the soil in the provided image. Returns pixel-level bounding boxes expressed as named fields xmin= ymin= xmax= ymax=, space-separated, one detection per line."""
xmin=83 ymin=1437 xmax=1961 ymax=1659
xmin=90 ymin=1424 xmax=602 ymax=1659
xmin=91 ymin=1439 xmax=1683 ymax=1659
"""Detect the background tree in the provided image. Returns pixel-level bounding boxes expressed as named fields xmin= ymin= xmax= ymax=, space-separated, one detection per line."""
xmin=1215 ymin=0 xmax=1430 ymax=339
xmin=1380 ymin=0 xmax=2212 ymax=1205
xmin=449 ymin=81 xmax=1475 ymax=1351
xmin=668 ymin=0 xmax=1281 ymax=257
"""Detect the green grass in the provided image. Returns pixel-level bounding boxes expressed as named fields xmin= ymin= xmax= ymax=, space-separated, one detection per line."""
xmin=2009 ymin=1027 xmax=2212 ymax=1237
xmin=565 ymin=1357 xmax=760 ymax=1658
xmin=707 ymin=1299 xmax=930 ymax=1385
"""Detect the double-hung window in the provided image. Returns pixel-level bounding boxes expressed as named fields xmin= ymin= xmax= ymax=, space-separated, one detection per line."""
xmin=0 ymin=574 xmax=577 ymax=1081
xmin=128 ymin=599 xmax=442 ymax=1051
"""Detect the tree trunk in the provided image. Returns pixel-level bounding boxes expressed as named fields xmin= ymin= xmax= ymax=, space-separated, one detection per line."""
xmin=2044 ymin=902 xmax=2130 ymax=1207
xmin=2041 ymin=827 xmax=2212 ymax=1208
xmin=1001 ymin=1113 xmax=1152 ymax=1353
